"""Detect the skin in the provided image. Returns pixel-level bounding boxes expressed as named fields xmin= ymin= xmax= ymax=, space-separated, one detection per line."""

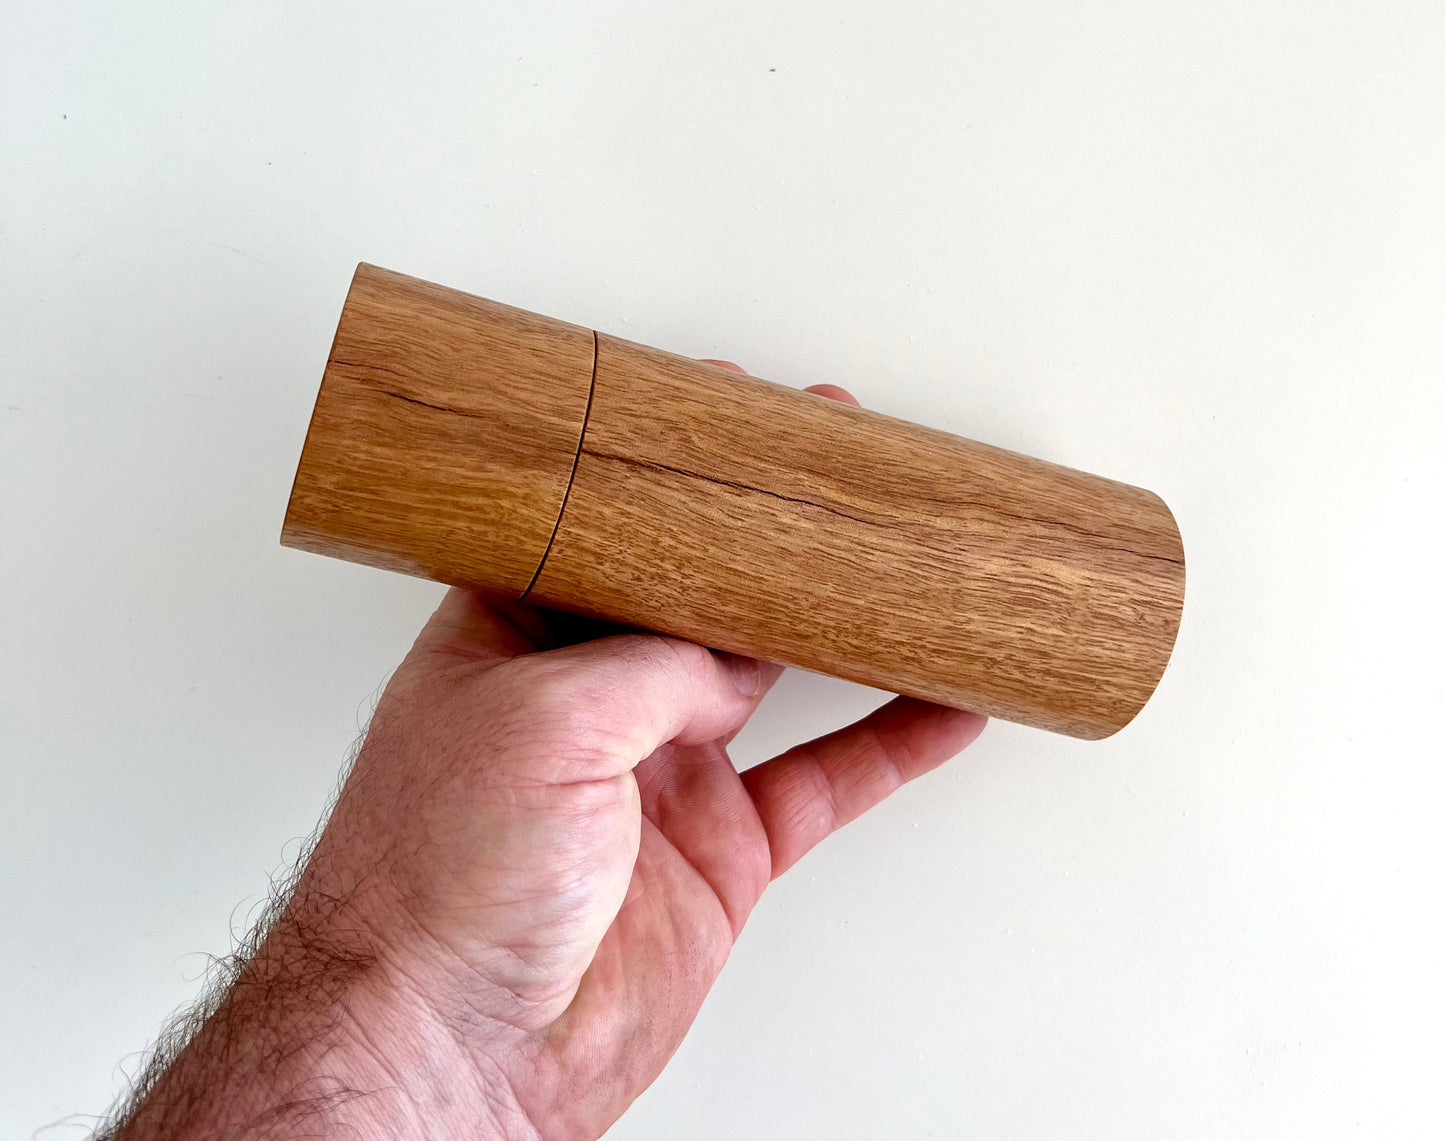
xmin=108 ymin=375 xmax=987 ymax=1140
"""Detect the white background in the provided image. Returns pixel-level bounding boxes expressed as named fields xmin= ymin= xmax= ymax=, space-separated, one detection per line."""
xmin=3 ymin=2 xmax=1442 ymax=1137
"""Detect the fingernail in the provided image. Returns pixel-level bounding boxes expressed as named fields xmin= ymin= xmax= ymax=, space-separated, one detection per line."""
xmin=721 ymin=653 xmax=762 ymax=697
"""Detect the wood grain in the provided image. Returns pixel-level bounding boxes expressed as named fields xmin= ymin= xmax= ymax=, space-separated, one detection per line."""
xmin=525 ymin=334 xmax=1184 ymax=738
xmin=281 ymin=264 xmax=596 ymax=594
xmin=283 ymin=266 xmax=1185 ymax=738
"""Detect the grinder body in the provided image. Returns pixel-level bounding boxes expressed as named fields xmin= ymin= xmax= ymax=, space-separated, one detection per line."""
xmin=283 ymin=264 xmax=1185 ymax=739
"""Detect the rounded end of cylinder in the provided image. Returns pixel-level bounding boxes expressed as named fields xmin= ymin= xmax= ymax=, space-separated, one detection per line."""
xmin=281 ymin=263 xmax=596 ymax=595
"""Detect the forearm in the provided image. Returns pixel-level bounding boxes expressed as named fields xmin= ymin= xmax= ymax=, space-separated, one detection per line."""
xmin=98 ymin=577 xmax=978 ymax=1140
xmin=105 ymin=882 xmax=536 ymax=1140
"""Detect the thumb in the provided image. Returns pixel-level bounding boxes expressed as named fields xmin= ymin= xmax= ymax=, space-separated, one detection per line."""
xmin=406 ymin=586 xmax=556 ymax=664
xmin=487 ymin=633 xmax=763 ymax=783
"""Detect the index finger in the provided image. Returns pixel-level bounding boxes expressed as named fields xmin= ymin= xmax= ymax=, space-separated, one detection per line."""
xmin=740 ymin=699 xmax=986 ymax=879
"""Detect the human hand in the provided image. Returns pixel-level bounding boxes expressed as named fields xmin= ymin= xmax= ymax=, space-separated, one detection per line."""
xmin=109 ymin=376 xmax=987 ymax=1140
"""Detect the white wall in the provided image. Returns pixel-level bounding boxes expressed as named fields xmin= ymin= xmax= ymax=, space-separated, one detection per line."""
xmin=3 ymin=2 xmax=1442 ymax=1137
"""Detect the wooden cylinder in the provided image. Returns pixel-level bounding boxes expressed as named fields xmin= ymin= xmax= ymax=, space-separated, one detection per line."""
xmin=284 ymin=264 xmax=1185 ymax=739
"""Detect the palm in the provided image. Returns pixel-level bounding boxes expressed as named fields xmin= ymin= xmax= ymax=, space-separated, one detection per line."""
xmin=386 ymin=372 xmax=985 ymax=1134
xmin=402 ymin=591 xmax=982 ymax=1135
xmin=552 ymin=733 xmax=771 ymax=1097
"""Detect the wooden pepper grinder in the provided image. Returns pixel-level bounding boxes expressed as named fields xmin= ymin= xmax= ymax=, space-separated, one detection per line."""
xmin=283 ymin=264 xmax=1185 ymax=739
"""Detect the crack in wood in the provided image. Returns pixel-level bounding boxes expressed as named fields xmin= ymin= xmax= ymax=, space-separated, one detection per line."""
xmin=380 ymin=388 xmax=492 ymax=419
xmin=586 ymin=449 xmax=1182 ymax=567
xmin=586 ymin=448 xmax=884 ymax=529
xmin=334 ymin=352 xmax=1181 ymax=570
xmin=331 ymin=357 xmax=498 ymax=422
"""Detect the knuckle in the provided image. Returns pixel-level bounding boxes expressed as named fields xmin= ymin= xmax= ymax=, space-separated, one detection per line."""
xmin=473 ymin=635 xmax=720 ymax=782
xmin=636 ymin=635 xmax=715 ymax=687
xmin=585 ymin=634 xmax=715 ymax=703
xmin=480 ymin=651 xmax=642 ymax=777
xmin=488 ymin=655 xmax=592 ymax=733
xmin=604 ymin=633 xmax=695 ymax=676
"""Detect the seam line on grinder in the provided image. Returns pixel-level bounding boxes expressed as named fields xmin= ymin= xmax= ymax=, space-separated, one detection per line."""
xmin=520 ymin=328 xmax=598 ymax=601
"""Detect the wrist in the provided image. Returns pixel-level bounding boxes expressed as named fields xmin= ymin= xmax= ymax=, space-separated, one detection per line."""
xmin=337 ymin=922 xmax=548 ymax=1139
xmin=114 ymin=889 xmax=538 ymax=1141
xmin=333 ymin=958 xmax=538 ymax=1141
xmin=250 ymin=879 xmax=544 ymax=1140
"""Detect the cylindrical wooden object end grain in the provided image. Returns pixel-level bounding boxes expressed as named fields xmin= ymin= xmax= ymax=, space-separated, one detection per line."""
xmin=283 ymin=264 xmax=1185 ymax=739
